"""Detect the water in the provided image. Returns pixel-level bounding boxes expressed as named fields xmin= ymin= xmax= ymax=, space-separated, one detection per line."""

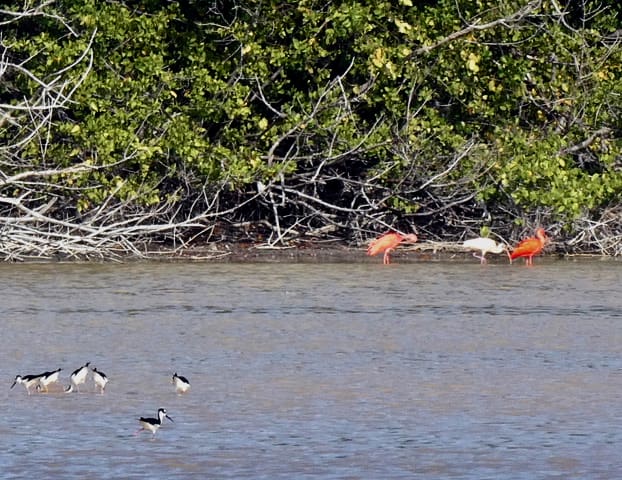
xmin=1 ymin=259 xmax=620 ymax=479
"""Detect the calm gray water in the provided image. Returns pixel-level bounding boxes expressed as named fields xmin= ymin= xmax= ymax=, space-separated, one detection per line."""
xmin=1 ymin=259 xmax=620 ymax=479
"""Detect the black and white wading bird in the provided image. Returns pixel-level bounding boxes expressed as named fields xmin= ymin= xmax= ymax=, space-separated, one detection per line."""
xmin=37 ymin=368 xmax=62 ymax=393
xmin=65 ymin=362 xmax=90 ymax=393
xmin=11 ymin=374 xmax=43 ymax=395
xmin=172 ymin=372 xmax=190 ymax=394
xmin=136 ymin=408 xmax=174 ymax=437
xmin=92 ymin=367 xmax=108 ymax=394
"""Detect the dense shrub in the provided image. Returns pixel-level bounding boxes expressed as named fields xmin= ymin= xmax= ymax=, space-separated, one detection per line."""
xmin=0 ymin=0 xmax=620 ymax=255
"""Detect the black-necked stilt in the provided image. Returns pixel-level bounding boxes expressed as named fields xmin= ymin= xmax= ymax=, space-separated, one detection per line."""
xmin=65 ymin=362 xmax=90 ymax=393
xmin=136 ymin=408 xmax=174 ymax=437
xmin=172 ymin=372 xmax=190 ymax=394
xmin=36 ymin=368 xmax=62 ymax=393
xmin=11 ymin=374 xmax=43 ymax=395
xmin=92 ymin=367 xmax=108 ymax=394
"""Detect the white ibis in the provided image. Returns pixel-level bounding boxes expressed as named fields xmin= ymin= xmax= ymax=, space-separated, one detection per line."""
xmin=462 ymin=237 xmax=506 ymax=264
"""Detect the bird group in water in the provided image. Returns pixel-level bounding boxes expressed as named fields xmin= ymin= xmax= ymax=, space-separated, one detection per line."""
xmin=10 ymin=228 xmax=548 ymax=438
xmin=11 ymin=362 xmax=190 ymax=438
xmin=367 ymin=227 xmax=550 ymax=265
xmin=11 ymin=368 xmax=63 ymax=395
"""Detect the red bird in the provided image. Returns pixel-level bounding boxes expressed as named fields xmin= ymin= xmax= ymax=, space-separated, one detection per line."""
xmin=509 ymin=228 xmax=549 ymax=266
xmin=367 ymin=232 xmax=418 ymax=264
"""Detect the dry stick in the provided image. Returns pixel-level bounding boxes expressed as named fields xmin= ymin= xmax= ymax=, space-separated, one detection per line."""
xmin=0 ymin=31 xmax=95 ymax=153
xmin=0 ymin=163 xmax=100 ymax=186
xmin=0 ymin=1 xmax=79 ymax=37
xmin=266 ymin=218 xmax=304 ymax=248
xmin=309 ymin=115 xmax=385 ymax=184
xmin=275 ymin=186 xmax=409 ymax=238
xmin=267 ymin=191 xmax=283 ymax=245
xmin=413 ymin=0 xmax=542 ymax=56
xmin=264 ymin=60 xmax=356 ymax=167
xmin=559 ymin=127 xmax=612 ymax=155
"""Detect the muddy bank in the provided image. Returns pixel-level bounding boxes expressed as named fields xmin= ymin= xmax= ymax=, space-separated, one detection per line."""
xmin=7 ymin=239 xmax=603 ymax=263
xmin=140 ymin=240 xmax=574 ymax=263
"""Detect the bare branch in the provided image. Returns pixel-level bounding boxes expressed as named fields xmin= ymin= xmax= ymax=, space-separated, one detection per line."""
xmin=559 ymin=127 xmax=612 ymax=155
xmin=414 ymin=1 xmax=542 ymax=55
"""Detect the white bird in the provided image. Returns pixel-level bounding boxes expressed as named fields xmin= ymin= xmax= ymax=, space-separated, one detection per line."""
xmin=65 ymin=362 xmax=90 ymax=393
xmin=92 ymin=367 xmax=108 ymax=394
xmin=172 ymin=372 xmax=190 ymax=395
xmin=462 ymin=237 xmax=506 ymax=264
xmin=135 ymin=408 xmax=174 ymax=437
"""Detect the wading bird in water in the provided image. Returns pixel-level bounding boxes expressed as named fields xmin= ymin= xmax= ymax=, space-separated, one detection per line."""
xmin=172 ymin=372 xmax=190 ymax=395
xmin=135 ymin=408 xmax=174 ymax=437
xmin=92 ymin=367 xmax=109 ymax=395
xmin=509 ymin=228 xmax=549 ymax=266
xmin=36 ymin=368 xmax=62 ymax=393
xmin=65 ymin=362 xmax=90 ymax=393
xmin=367 ymin=232 xmax=418 ymax=264
xmin=11 ymin=374 xmax=43 ymax=395
xmin=462 ymin=237 xmax=507 ymax=264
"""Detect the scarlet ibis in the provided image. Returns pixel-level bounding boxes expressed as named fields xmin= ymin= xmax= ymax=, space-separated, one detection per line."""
xmin=510 ymin=228 xmax=549 ymax=265
xmin=367 ymin=232 xmax=418 ymax=264
xmin=462 ymin=237 xmax=506 ymax=264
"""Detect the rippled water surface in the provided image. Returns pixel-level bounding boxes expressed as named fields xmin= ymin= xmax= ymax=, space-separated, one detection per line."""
xmin=1 ymin=259 xmax=621 ymax=479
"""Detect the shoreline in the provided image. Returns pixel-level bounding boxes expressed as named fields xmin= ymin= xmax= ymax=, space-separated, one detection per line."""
xmin=33 ymin=241 xmax=611 ymax=263
xmin=2 ymin=238 xmax=614 ymax=263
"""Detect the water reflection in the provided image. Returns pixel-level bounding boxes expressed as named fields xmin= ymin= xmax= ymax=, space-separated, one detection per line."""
xmin=1 ymin=260 xmax=621 ymax=478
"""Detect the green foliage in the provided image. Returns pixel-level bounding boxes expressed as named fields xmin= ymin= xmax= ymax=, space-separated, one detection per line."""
xmin=1 ymin=0 xmax=621 ymax=243
xmin=484 ymin=127 xmax=622 ymax=222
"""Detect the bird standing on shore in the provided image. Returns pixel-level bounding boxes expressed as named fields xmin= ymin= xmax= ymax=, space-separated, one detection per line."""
xmin=367 ymin=232 xmax=418 ymax=264
xmin=462 ymin=237 xmax=507 ymax=264
xmin=510 ymin=228 xmax=549 ymax=266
